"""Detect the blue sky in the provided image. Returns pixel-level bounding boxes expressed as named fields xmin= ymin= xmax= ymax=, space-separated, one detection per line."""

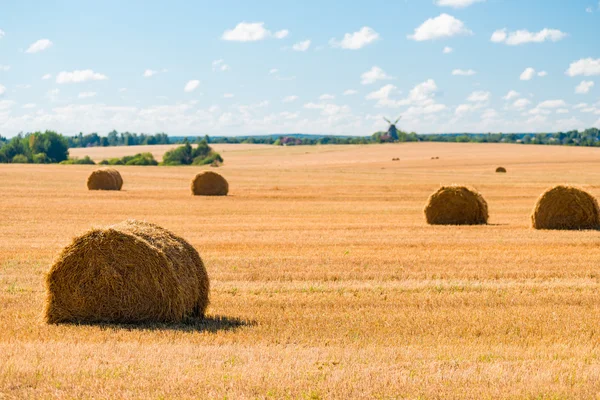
xmin=0 ymin=0 xmax=599 ymax=137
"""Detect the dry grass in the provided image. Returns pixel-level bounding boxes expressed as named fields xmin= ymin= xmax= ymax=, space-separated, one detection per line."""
xmin=3 ymin=142 xmax=600 ymax=398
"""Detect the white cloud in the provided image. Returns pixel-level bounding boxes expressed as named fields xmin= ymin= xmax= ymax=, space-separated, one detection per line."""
xmin=435 ymin=0 xmax=485 ymax=8
xmin=520 ymin=67 xmax=536 ymax=81
xmin=575 ymin=80 xmax=595 ymax=94
xmin=184 ymin=80 xmax=200 ymax=92
xmin=468 ymin=91 xmax=490 ymax=103
xmin=274 ymin=30 xmax=289 ymax=39
xmin=46 ymin=88 xmax=60 ymax=101
xmin=361 ymin=66 xmax=393 ymax=84
xmin=268 ymin=68 xmax=279 ymax=75
xmin=41 ymin=73 xmax=52 ymax=80
xmin=365 ymin=79 xmax=446 ymax=117
xmin=538 ymin=99 xmax=567 ymax=108
xmin=573 ymin=103 xmax=588 ymax=109
xmin=78 ymin=91 xmax=97 ymax=99
xmin=304 ymin=102 xmax=351 ymax=117
xmin=222 ymin=22 xmax=288 ymax=42
xmin=481 ymin=108 xmax=498 ymax=119
xmin=212 ymin=59 xmax=230 ymax=71
xmin=366 ymin=84 xmax=399 ymax=107
xmin=513 ymin=98 xmax=531 ymax=109
xmin=56 ymin=69 xmax=108 ymax=84
xmin=25 ymin=38 xmax=53 ymax=53
xmin=491 ymin=28 xmax=567 ymax=45
xmin=0 ymin=84 xmax=5 ymax=95
xmin=343 ymin=89 xmax=358 ymax=95
xmin=556 ymin=109 xmax=570 ymax=114
xmin=0 ymin=30 xmax=4 ymax=39
xmin=330 ymin=27 xmax=379 ymax=49
xmin=408 ymin=14 xmax=472 ymax=41
xmin=143 ymin=69 xmax=158 ymax=78
xmin=566 ymin=58 xmax=600 ymax=77
xmin=503 ymin=90 xmax=520 ymax=100
xmin=452 ymin=69 xmax=476 ymax=76
xmin=223 ymin=93 xmax=234 ymax=98
xmin=282 ymin=95 xmax=298 ymax=103
xmin=0 ymin=100 xmax=14 ymax=110
xmin=319 ymin=94 xmax=335 ymax=100
xmin=292 ymin=40 xmax=311 ymax=52
xmin=537 ymin=71 xmax=548 ymax=77
xmin=443 ymin=46 xmax=453 ymax=54
xmin=490 ymin=29 xmax=508 ymax=43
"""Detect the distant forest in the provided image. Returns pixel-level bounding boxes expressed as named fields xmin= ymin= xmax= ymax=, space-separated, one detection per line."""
xmin=1 ymin=128 xmax=600 ymax=152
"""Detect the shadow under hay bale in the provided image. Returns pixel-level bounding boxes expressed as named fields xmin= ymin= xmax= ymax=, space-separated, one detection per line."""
xmin=531 ymin=185 xmax=600 ymax=230
xmin=424 ymin=185 xmax=489 ymax=225
xmin=496 ymin=167 xmax=507 ymax=173
xmin=87 ymin=168 xmax=123 ymax=190
xmin=191 ymin=171 xmax=229 ymax=196
xmin=45 ymin=220 xmax=210 ymax=324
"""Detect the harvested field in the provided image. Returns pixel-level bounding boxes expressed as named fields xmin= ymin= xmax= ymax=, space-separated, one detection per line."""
xmin=3 ymin=142 xmax=600 ymax=398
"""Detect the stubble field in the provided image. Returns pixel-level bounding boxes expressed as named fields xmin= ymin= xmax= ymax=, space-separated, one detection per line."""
xmin=2 ymin=142 xmax=600 ymax=399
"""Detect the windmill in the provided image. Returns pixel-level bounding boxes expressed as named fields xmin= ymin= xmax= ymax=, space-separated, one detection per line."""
xmin=383 ymin=116 xmax=401 ymax=141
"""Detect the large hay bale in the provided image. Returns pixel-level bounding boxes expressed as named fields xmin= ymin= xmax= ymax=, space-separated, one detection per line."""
xmin=531 ymin=185 xmax=600 ymax=230
xmin=496 ymin=167 xmax=507 ymax=173
xmin=87 ymin=168 xmax=123 ymax=190
xmin=424 ymin=186 xmax=489 ymax=225
xmin=45 ymin=220 xmax=210 ymax=324
xmin=191 ymin=171 xmax=228 ymax=196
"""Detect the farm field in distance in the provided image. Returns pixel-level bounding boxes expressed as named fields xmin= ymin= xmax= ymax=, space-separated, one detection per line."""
xmin=3 ymin=142 xmax=600 ymax=398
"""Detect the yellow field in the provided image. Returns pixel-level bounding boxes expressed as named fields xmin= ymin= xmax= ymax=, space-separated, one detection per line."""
xmin=2 ymin=142 xmax=600 ymax=399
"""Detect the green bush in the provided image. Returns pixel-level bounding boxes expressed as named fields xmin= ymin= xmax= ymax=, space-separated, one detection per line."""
xmin=32 ymin=153 xmax=49 ymax=164
xmin=162 ymin=140 xmax=223 ymax=166
xmin=99 ymin=153 xmax=157 ymax=166
xmin=60 ymin=156 xmax=96 ymax=165
xmin=12 ymin=154 xmax=29 ymax=164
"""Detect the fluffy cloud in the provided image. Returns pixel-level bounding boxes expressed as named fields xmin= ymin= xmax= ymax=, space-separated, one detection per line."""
xmin=0 ymin=29 xmax=4 ymax=39
xmin=56 ymin=70 xmax=108 ymax=84
xmin=538 ymin=100 xmax=567 ymax=108
xmin=490 ymin=28 xmax=567 ymax=45
xmin=566 ymin=58 xmax=600 ymax=76
xmin=503 ymin=90 xmax=520 ymax=100
xmin=435 ymin=0 xmax=485 ymax=7
xmin=78 ymin=92 xmax=97 ymax=99
xmin=443 ymin=46 xmax=454 ymax=54
xmin=184 ymin=80 xmax=200 ymax=92
xmin=330 ymin=27 xmax=379 ymax=49
xmin=575 ymin=80 xmax=595 ymax=94
xmin=222 ymin=22 xmax=288 ymax=42
xmin=319 ymin=94 xmax=335 ymax=100
xmin=292 ymin=40 xmax=311 ymax=51
xmin=366 ymin=79 xmax=446 ymax=118
xmin=212 ymin=59 xmax=230 ymax=71
xmin=520 ymin=68 xmax=536 ymax=81
xmin=25 ymin=39 xmax=53 ymax=53
xmin=143 ymin=69 xmax=158 ymax=78
xmin=361 ymin=66 xmax=393 ymax=84
xmin=41 ymin=73 xmax=52 ymax=80
xmin=408 ymin=14 xmax=472 ymax=41
xmin=468 ymin=91 xmax=490 ymax=103
xmin=452 ymin=69 xmax=476 ymax=76
xmin=282 ymin=95 xmax=298 ymax=103
xmin=513 ymin=98 xmax=531 ymax=109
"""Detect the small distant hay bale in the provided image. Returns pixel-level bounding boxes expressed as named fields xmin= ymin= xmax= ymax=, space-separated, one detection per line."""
xmin=424 ymin=186 xmax=489 ymax=225
xmin=191 ymin=171 xmax=228 ymax=196
xmin=496 ymin=167 xmax=507 ymax=173
xmin=45 ymin=220 xmax=210 ymax=324
xmin=87 ymin=168 xmax=123 ymax=190
xmin=531 ymin=185 xmax=600 ymax=230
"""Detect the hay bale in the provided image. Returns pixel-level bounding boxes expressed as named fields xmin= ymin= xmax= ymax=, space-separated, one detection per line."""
xmin=45 ymin=220 xmax=210 ymax=324
xmin=531 ymin=185 xmax=600 ymax=230
xmin=496 ymin=167 xmax=507 ymax=173
xmin=191 ymin=171 xmax=228 ymax=196
xmin=424 ymin=186 xmax=489 ymax=225
xmin=87 ymin=168 xmax=123 ymax=190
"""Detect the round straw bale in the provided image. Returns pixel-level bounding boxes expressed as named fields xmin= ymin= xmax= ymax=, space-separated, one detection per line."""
xmin=531 ymin=185 xmax=600 ymax=230
xmin=45 ymin=220 xmax=209 ymax=324
xmin=424 ymin=185 xmax=489 ymax=225
xmin=87 ymin=168 xmax=123 ymax=190
xmin=496 ymin=167 xmax=507 ymax=173
xmin=191 ymin=171 xmax=228 ymax=196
